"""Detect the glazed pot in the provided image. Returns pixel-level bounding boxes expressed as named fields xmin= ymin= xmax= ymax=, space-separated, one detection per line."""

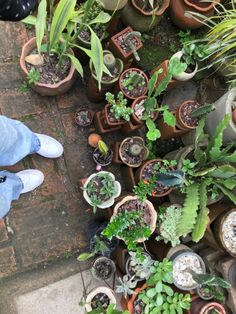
xmin=119 ymin=136 xmax=149 ymax=168
xmin=85 ymin=286 xmax=116 ymax=312
xmin=111 ymin=195 xmax=157 ymax=242
xmin=205 ymin=88 xmax=236 ymax=144
xmin=91 ymin=256 xmax=116 ymax=281
xmin=172 ymin=51 xmax=198 ymax=81
xmin=169 ymin=0 xmax=221 ymax=30
xmin=83 ymin=171 xmax=121 ymax=209
xmin=119 ymin=68 xmax=148 ymax=100
xmin=19 ymin=37 xmax=77 ymax=96
xmin=89 ymin=50 xmax=124 ymax=90
xmin=101 ymin=0 xmax=128 ymax=11
xmin=121 ymin=0 xmax=170 ymax=32
xmin=135 ymin=159 xmax=174 ymax=198
xmin=213 ymin=207 xmax=236 ymax=258
xmin=176 ymin=100 xmax=200 ymax=130
xmin=190 ymin=299 xmax=226 ymax=314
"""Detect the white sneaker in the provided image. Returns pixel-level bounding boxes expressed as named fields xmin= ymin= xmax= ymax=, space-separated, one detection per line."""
xmin=35 ymin=133 xmax=63 ymax=158
xmin=16 ymin=170 xmax=44 ymax=194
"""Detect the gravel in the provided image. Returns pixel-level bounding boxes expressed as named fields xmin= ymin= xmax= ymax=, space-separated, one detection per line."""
xmin=222 ymin=211 xmax=236 ymax=255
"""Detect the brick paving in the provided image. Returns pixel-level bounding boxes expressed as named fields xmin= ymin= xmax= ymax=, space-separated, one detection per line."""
xmin=0 ymin=21 xmax=124 ymax=279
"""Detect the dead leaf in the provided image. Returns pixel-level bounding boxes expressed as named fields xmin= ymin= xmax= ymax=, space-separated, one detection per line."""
xmin=25 ymin=54 xmax=44 ymax=66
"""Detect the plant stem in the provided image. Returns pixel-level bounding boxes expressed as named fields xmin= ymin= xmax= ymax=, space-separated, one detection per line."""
xmin=47 ymin=0 xmax=54 ymax=55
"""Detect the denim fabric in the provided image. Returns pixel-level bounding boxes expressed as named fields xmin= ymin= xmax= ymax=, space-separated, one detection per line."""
xmin=0 ymin=115 xmax=40 ymax=166
xmin=0 ymin=171 xmax=23 ymax=218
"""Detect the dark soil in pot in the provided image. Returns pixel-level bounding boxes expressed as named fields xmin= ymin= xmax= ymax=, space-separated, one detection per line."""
xmin=93 ymin=147 xmax=113 ymax=166
xmin=78 ymin=24 xmax=105 ymax=43
xmin=91 ymin=293 xmax=110 ymax=310
xmin=178 ymin=100 xmax=200 ymax=128
xmin=92 ymin=257 xmax=115 ymax=280
xmin=114 ymin=31 xmax=141 ymax=56
xmin=133 ymin=298 xmax=145 ymax=314
xmin=141 ymin=160 xmax=172 ymax=196
xmin=75 ymin=109 xmax=94 ymax=126
xmin=26 ymin=52 xmax=71 ymax=84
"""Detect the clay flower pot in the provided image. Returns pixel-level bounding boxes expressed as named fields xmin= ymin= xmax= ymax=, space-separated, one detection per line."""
xmin=112 ymin=195 xmax=157 ymax=242
xmin=75 ymin=108 xmax=94 ymax=127
xmin=85 ymin=286 xmax=116 ymax=312
xmin=190 ymin=299 xmax=226 ymax=314
xmin=101 ymin=0 xmax=128 ymax=11
xmin=109 ymin=27 xmax=143 ymax=63
xmin=121 ymin=0 xmax=170 ymax=32
xmin=19 ymin=37 xmax=77 ymax=96
xmin=172 ymin=51 xmax=198 ymax=81
xmin=101 ymin=104 xmax=127 ymax=128
xmin=169 ymin=0 xmax=221 ymax=30
xmin=131 ymin=96 xmax=159 ymax=126
xmin=118 ymin=136 xmax=149 ymax=167
xmin=176 ymin=100 xmax=201 ymax=130
xmin=119 ymin=68 xmax=148 ymax=100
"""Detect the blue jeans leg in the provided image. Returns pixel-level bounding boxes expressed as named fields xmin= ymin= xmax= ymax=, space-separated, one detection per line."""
xmin=0 ymin=171 xmax=23 ymax=219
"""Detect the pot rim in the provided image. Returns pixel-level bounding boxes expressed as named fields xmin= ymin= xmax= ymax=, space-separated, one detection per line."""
xmin=20 ymin=37 xmax=76 ymax=89
xmin=93 ymin=146 xmax=114 ymax=166
xmin=176 ymin=99 xmax=200 ymax=130
xmin=85 ymin=286 xmax=117 ymax=312
xmin=131 ymin=0 xmax=170 ymax=16
xmin=172 ymin=51 xmax=198 ymax=81
xmin=75 ymin=108 xmax=94 ymax=126
xmin=184 ymin=0 xmax=220 ymax=12
xmin=92 ymin=256 xmax=116 ymax=280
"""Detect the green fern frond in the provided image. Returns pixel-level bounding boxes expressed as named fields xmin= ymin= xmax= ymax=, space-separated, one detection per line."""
xmin=207 ymin=114 xmax=230 ymax=161
xmin=192 ymin=181 xmax=210 ymax=242
xmin=176 ymin=183 xmax=200 ymax=237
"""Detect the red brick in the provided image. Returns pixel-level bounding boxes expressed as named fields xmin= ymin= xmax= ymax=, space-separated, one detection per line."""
xmin=0 ymin=219 xmax=8 ymax=243
xmin=0 ymin=247 xmax=17 ymax=278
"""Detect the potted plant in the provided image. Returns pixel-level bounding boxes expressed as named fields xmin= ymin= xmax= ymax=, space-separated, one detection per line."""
xmin=86 ymin=304 xmax=129 ymax=314
xmin=190 ymin=299 xmax=226 ymax=314
xmin=20 ymin=0 xmax=106 ymax=96
xmin=119 ymin=68 xmax=148 ymax=100
xmin=102 ymin=195 xmax=157 ymax=259
xmin=93 ymin=140 xmax=113 ymax=167
xmin=169 ymin=0 xmax=221 ymax=30
xmin=126 ymin=258 xmax=191 ymax=314
xmin=134 ymin=159 xmax=178 ymax=198
xmin=171 ymin=43 xmax=209 ymax=81
xmin=85 ymin=286 xmax=117 ymax=313
xmin=75 ymin=108 xmax=94 ymax=127
xmin=155 ymin=204 xmax=183 ymax=247
xmin=98 ymin=92 xmax=133 ymax=132
xmin=109 ymin=27 xmax=143 ymax=63
xmin=91 ymin=256 xmax=116 ymax=281
xmin=125 ymin=251 xmax=154 ymax=282
xmin=189 ymin=271 xmax=231 ymax=302
xmin=167 ymin=245 xmax=206 ymax=291
xmin=121 ymin=0 xmax=170 ymax=32
xmin=82 ymin=171 xmax=121 ymax=213
xmin=175 ymin=100 xmax=201 ymax=130
xmin=115 ymin=136 xmax=149 ymax=168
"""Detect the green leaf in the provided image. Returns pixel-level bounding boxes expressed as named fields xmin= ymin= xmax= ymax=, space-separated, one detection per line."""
xmin=222 ymin=151 xmax=236 ymax=163
xmin=209 ymin=164 xmax=236 ymax=178
xmin=35 ymin=0 xmax=47 ymax=54
xmin=23 ymin=15 xmax=37 ymax=25
xmin=192 ymin=181 xmax=210 ymax=242
xmin=163 ymin=284 xmax=174 ymax=296
xmin=155 ymin=293 xmax=163 ymax=306
xmin=215 ymin=183 xmax=236 ymax=204
xmin=155 ymin=281 xmax=163 ymax=293
xmin=148 ymin=69 xmax=163 ymax=97
xmin=220 ymin=178 xmax=236 ymax=190
xmin=89 ymin=26 xmax=104 ymax=91
xmin=66 ymin=53 xmax=83 ymax=77
xmin=147 ymin=128 xmax=161 ymax=141
xmin=177 ymin=183 xmax=200 ymax=236
xmin=50 ymin=0 xmax=76 ymax=51
xmin=163 ymin=109 xmax=176 ymax=127
xmin=146 ymin=288 xmax=156 ymax=298
xmin=77 ymin=252 xmax=94 ymax=261
xmin=88 ymin=11 xmax=111 ymax=25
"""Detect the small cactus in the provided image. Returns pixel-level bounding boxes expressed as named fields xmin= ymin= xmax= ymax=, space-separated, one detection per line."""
xmin=98 ymin=140 xmax=109 ymax=156
xmin=129 ymin=143 xmax=142 ymax=156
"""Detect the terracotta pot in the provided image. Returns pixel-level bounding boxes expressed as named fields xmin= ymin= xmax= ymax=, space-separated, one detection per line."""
xmin=118 ymin=136 xmax=149 ymax=168
xmin=213 ymin=207 xmax=236 ymax=258
xmin=127 ymin=284 xmax=148 ymax=314
xmin=111 ymin=195 xmax=157 ymax=242
xmin=172 ymin=51 xmax=198 ymax=81
xmin=19 ymin=37 xmax=77 ymax=96
xmin=119 ymin=68 xmax=148 ymax=100
xmin=135 ymin=159 xmax=173 ymax=198
xmin=131 ymin=96 xmax=159 ymax=126
xmin=108 ymin=26 xmax=143 ymax=63
xmin=169 ymin=0 xmax=221 ymax=30
xmin=85 ymin=286 xmax=116 ymax=312
xmin=176 ymin=100 xmax=200 ymax=130
xmin=75 ymin=108 xmax=94 ymax=127
xmin=190 ymin=299 xmax=226 ymax=314
xmin=121 ymin=0 xmax=170 ymax=32
xmin=101 ymin=0 xmax=128 ymax=11
xmin=205 ymin=88 xmax=236 ymax=144
xmin=102 ymin=104 xmax=127 ymax=127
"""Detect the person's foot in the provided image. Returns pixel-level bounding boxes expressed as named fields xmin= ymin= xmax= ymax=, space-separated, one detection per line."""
xmin=35 ymin=133 xmax=63 ymax=158
xmin=16 ymin=170 xmax=44 ymax=194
